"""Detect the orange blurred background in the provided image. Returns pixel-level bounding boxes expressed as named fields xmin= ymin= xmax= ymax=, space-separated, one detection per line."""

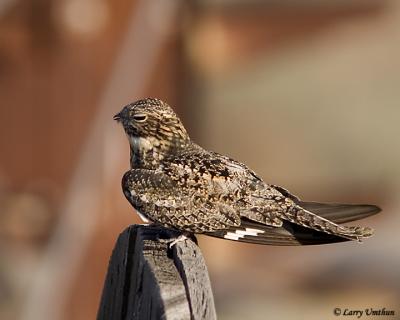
xmin=0 ymin=0 xmax=399 ymax=319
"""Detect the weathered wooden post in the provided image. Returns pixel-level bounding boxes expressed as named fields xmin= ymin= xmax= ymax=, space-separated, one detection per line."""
xmin=97 ymin=225 xmax=217 ymax=320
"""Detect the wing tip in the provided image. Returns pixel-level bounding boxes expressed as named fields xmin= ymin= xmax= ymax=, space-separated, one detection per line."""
xmin=299 ymin=201 xmax=382 ymax=224
xmin=367 ymin=204 xmax=382 ymax=214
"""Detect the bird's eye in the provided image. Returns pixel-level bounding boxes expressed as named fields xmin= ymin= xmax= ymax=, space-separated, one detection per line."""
xmin=133 ymin=114 xmax=147 ymax=122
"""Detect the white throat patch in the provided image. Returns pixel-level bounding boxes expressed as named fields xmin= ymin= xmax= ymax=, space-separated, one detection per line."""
xmin=129 ymin=136 xmax=154 ymax=152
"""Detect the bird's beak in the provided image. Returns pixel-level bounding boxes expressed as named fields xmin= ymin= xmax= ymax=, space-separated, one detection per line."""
xmin=113 ymin=111 xmax=122 ymax=122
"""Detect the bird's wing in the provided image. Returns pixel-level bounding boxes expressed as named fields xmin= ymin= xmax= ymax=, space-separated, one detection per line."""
xmin=296 ymin=201 xmax=381 ymax=224
xmin=122 ymin=167 xmax=241 ymax=233
xmin=207 ymin=200 xmax=377 ymax=246
xmin=272 ymin=185 xmax=381 ymax=223
xmin=205 ymin=218 xmax=350 ymax=246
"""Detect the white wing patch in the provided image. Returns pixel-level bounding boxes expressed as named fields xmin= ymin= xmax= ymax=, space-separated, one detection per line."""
xmin=224 ymin=228 xmax=265 ymax=240
xmin=224 ymin=232 xmax=241 ymax=240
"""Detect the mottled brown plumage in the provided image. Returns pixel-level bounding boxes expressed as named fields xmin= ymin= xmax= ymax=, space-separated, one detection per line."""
xmin=114 ymin=98 xmax=380 ymax=245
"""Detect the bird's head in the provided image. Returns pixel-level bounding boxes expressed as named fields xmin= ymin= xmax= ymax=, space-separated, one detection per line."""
xmin=114 ymin=98 xmax=190 ymax=166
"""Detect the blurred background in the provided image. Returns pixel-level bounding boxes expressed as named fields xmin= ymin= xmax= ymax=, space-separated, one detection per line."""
xmin=0 ymin=0 xmax=399 ymax=319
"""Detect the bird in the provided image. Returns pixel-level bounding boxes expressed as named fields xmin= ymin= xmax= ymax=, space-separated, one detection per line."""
xmin=114 ymin=98 xmax=381 ymax=246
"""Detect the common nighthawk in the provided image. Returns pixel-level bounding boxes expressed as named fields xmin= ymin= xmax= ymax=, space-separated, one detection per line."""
xmin=114 ymin=98 xmax=380 ymax=245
